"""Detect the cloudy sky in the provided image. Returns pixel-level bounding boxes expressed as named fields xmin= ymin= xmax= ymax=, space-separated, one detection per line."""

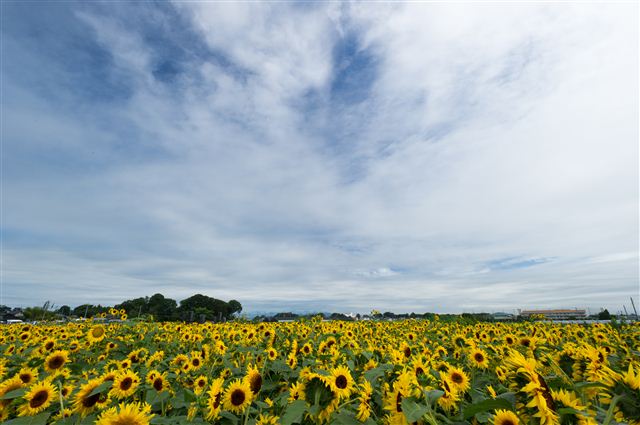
xmin=2 ymin=2 xmax=638 ymax=314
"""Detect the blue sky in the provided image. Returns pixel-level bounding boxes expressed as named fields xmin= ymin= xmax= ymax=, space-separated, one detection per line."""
xmin=1 ymin=2 xmax=638 ymax=314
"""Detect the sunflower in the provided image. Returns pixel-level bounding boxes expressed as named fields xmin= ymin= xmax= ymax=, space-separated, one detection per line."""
xmin=305 ymin=374 xmax=339 ymax=423
xmin=18 ymin=331 xmax=31 ymax=343
xmin=288 ymin=381 xmax=306 ymax=402
xmin=244 ymin=364 xmax=262 ymax=395
xmin=384 ymin=371 xmax=419 ymax=423
xmin=95 ymin=401 xmax=154 ymax=425
xmin=256 ymin=413 xmax=279 ymax=425
xmin=42 ymin=338 xmax=56 ymax=352
xmin=206 ymin=377 xmax=225 ymax=420
xmin=110 ymin=369 xmax=139 ymax=399
xmin=356 ymin=380 xmax=373 ymax=422
xmin=447 ymin=366 xmax=470 ymax=393
xmin=18 ymin=380 xmax=57 ymax=416
xmin=620 ymin=363 xmax=640 ymax=390
xmin=492 ymin=409 xmax=519 ymax=425
xmin=469 ymin=348 xmax=490 ymax=369
xmin=301 ymin=342 xmax=313 ymax=356
xmin=189 ymin=352 xmax=203 ymax=370
xmin=223 ymin=379 xmax=253 ymax=414
xmin=0 ymin=376 xmax=24 ymax=411
xmin=266 ymin=347 xmax=278 ymax=361
xmin=16 ymin=367 xmax=38 ymax=385
xmin=286 ymin=352 xmax=298 ymax=369
xmin=87 ymin=325 xmax=107 ymax=344
xmin=327 ymin=365 xmax=355 ymax=399
xmin=43 ymin=350 xmax=69 ymax=373
xmin=552 ymin=389 xmax=597 ymax=425
xmin=411 ymin=357 xmax=430 ymax=381
xmin=74 ymin=378 xmax=110 ymax=416
xmin=148 ymin=371 xmax=169 ymax=393
xmin=60 ymin=384 xmax=74 ymax=399
xmin=194 ymin=375 xmax=208 ymax=395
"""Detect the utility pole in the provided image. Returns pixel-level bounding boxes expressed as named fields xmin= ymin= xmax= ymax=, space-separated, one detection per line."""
xmin=84 ymin=305 xmax=89 ymax=318
xmin=623 ymin=305 xmax=629 ymax=317
xmin=630 ymin=297 xmax=638 ymax=318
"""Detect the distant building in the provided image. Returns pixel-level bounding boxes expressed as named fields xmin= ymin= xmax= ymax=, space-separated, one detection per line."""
xmin=492 ymin=312 xmax=515 ymax=321
xmin=520 ymin=309 xmax=586 ymax=320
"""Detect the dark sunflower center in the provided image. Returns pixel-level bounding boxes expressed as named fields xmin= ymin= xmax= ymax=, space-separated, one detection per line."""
xmin=395 ymin=392 xmax=403 ymax=413
xmin=92 ymin=328 xmax=104 ymax=338
xmin=45 ymin=342 xmax=54 ymax=350
xmin=19 ymin=373 xmax=32 ymax=383
xmin=250 ymin=375 xmax=262 ymax=393
xmin=29 ymin=390 xmax=49 ymax=408
xmin=120 ymin=377 xmax=133 ymax=391
xmin=153 ymin=378 xmax=164 ymax=391
xmin=335 ymin=375 xmax=348 ymax=389
xmin=213 ymin=393 xmax=222 ymax=408
xmin=506 ymin=337 xmax=513 ymax=344
xmin=198 ymin=380 xmax=206 ymax=388
xmin=404 ymin=347 xmax=411 ymax=357
xmin=502 ymin=420 xmax=515 ymax=425
xmin=474 ymin=353 xmax=484 ymax=362
xmin=230 ymin=389 xmax=246 ymax=406
xmin=521 ymin=339 xmax=530 ymax=347
xmin=82 ymin=392 xmax=100 ymax=408
xmin=451 ymin=373 xmax=463 ymax=384
xmin=415 ymin=367 xmax=424 ymax=376
xmin=48 ymin=356 xmax=64 ymax=369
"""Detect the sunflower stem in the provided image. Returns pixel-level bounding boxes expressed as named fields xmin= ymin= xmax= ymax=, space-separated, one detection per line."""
xmin=57 ymin=380 xmax=64 ymax=415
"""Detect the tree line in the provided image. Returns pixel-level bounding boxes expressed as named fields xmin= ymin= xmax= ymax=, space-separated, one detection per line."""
xmin=2 ymin=294 xmax=242 ymax=323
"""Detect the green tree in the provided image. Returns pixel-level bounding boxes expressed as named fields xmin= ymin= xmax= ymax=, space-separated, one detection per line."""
xmin=57 ymin=305 xmax=71 ymax=316
xmin=598 ymin=309 xmax=611 ymax=320
xmin=115 ymin=297 xmax=149 ymax=317
xmin=228 ymin=300 xmax=242 ymax=316
xmin=179 ymin=294 xmax=230 ymax=321
xmin=147 ymin=294 xmax=177 ymax=322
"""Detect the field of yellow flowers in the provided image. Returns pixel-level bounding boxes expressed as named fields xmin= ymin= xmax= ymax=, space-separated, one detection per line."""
xmin=0 ymin=317 xmax=638 ymax=425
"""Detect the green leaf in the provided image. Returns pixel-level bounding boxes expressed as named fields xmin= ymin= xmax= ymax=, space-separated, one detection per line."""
xmin=401 ymin=398 xmax=429 ymax=422
xmin=574 ymin=381 xmax=610 ymax=390
xmin=425 ymin=389 xmax=444 ymax=405
xmin=280 ymin=399 xmax=307 ymax=425
xmin=255 ymin=401 xmax=271 ymax=409
xmin=2 ymin=412 xmax=51 ymax=425
xmin=0 ymin=388 xmax=27 ymax=400
xmin=88 ymin=381 xmax=112 ymax=397
xmin=602 ymin=394 xmax=623 ymax=425
xmin=331 ymin=410 xmax=362 ymax=425
xmin=78 ymin=413 xmax=98 ymax=425
xmin=463 ymin=398 xmax=513 ymax=419
xmin=146 ymin=389 xmax=171 ymax=405
xmin=183 ymin=389 xmax=197 ymax=403
xmin=53 ymin=415 xmax=79 ymax=425
xmin=496 ymin=392 xmax=516 ymax=407
xmin=220 ymin=411 xmax=240 ymax=425
xmin=363 ymin=366 xmax=386 ymax=383
xmin=558 ymin=407 xmax=587 ymax=416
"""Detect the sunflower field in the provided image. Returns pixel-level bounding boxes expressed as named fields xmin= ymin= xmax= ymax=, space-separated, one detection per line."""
xmin=1 ymin=318 xmax=639 ymax=425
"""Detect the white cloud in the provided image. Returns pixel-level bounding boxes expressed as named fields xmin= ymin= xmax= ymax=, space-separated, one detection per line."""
xmin=2 ymin=2 xmax=637 ymax=312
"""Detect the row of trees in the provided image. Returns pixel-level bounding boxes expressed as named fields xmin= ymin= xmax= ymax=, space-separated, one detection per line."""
xmin=114 ymin=293 xmax=242 ymax=322
xmin=2 ymin=294 xmax=242 ymax=323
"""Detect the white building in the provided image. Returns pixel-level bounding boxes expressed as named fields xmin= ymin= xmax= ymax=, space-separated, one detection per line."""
xmin=519 ymin=309 xmax=586 ymax=320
